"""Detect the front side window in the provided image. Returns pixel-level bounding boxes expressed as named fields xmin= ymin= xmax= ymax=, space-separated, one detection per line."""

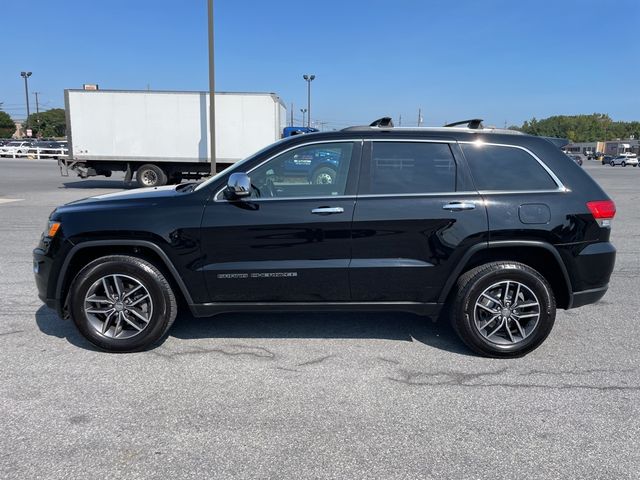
xmin=247 ymin=142 xmax=354 ymax=199
xmin=368 ymin=142 xmax=456 ymax=194
xmin=461 ymin=144 xmax=557 ymax=191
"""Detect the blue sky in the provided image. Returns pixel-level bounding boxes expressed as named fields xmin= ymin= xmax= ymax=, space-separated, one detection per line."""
xmin=2 ymin=0 xmax=639 ymax=128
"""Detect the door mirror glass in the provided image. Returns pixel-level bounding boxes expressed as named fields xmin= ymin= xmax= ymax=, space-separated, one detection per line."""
xmin=225 ymin=172 xmax=252 ymax=199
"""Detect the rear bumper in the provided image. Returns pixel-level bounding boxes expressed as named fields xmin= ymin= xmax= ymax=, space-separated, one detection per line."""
xmin=569 ymin=285 xmax=609 ymax=309
xmin=565 ymin=241 xmax=615 ymax=309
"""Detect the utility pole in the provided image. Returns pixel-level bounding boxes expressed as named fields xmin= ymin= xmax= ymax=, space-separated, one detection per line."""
xmin=398 ymin=114 xmax=402 ymax=127
xmin=207 ymin=0 xmax=216 ymax=174
xmin=33 ymin=92 xmax=41 ymax=137
xmin=417 ymin=108 xmax=423 ymax=127
xmin=302 ymin=74 xmax=315 ymax=128
xmin=20 ymin=71 xmax=32 ymax=119
xmin=290 ymin=102 xmax=294 ymax=127
xmin=300 ymin=108 xmax=307 ymax=128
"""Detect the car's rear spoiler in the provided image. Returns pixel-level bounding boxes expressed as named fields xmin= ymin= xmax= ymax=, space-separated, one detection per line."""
xmin=543 ymin=137 xmax=570 ymax=149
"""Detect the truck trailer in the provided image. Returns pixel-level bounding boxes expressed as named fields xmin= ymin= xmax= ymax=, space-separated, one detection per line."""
xmin=61 ymin=89 xmax=287 ymax=187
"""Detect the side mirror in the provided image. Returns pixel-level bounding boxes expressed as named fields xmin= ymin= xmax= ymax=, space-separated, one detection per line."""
xmin=224 ymin=172 xmax=251 ymax=200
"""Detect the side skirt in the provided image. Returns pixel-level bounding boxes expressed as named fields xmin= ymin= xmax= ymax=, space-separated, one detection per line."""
xmin=189 ymin=301 xmax=443 ymax=318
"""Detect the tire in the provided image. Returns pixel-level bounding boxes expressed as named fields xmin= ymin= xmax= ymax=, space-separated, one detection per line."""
xmin=610 ymin=161 xmax=615 ymax=166
xmin=136 ymin=164 xmax=167 ymax=188
xmin=621 ymin=161 xmax=626 ymax=167
xmin=311 ymin=166 xmax=337 ymax=184
xmin=68 ymin=255 xmax=178 ymax=352
xmin=450 ymin=261 xmax=556 ymax=358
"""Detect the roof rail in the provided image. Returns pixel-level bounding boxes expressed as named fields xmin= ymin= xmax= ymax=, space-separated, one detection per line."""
xmin=369 ymin=117 xmax=394 ymax=128
xmin=444 ymin=119 xmax=484 ymax=129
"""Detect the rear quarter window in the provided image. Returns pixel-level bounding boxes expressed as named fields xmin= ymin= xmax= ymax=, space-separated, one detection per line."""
xmin=461 ymin=143 xmax=558 ymax=191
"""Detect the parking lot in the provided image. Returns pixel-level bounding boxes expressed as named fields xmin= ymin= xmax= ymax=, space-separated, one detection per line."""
xmin=1 ymin=158 xmax=639 ymax=479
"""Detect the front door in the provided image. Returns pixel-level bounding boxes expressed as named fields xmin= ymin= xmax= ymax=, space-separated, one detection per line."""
xmin=350 ymin=140 xmax=488 ymax=303
xmin=200 ymin=140 xmax=361 ymax=302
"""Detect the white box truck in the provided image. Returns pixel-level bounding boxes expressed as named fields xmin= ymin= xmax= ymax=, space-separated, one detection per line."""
xmin=61 ymin=89 xmax=287 ymax=187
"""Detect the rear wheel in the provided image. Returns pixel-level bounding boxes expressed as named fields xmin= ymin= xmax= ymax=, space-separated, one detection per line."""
xmin=68 ymin=255 xmax=177 ymax=352
xmin=137 ymin=164 xmax=167 ymax=187
xmin=621 ymin=161 xmax=627 ymax=167
xmin=450 ymin=261 xmax=556 ymax=358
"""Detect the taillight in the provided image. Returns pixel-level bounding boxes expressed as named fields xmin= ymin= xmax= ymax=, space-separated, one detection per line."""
xmin=587 ymin=200 xmax=616 ymax=227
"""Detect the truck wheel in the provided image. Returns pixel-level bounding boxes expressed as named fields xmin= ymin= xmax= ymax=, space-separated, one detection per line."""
xmin=450 ymin=261 xmax=556 ymax=358
xmin=311 ymin=166 xmax=337 ymax=184
xmin=137 ymin=164 xmax=167 ymax=187
xmin=68 ymin=255 xmax=177 ymax=352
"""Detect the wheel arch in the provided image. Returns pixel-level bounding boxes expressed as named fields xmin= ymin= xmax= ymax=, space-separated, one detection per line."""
xmin=439 ymin=241 xmax=572 ymax=309
xmin=56 ymin=240 xmax=194 ymax=315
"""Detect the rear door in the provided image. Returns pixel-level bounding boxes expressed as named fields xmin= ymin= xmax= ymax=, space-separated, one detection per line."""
xmin=350 ymin=139 xmax=488 ymax=303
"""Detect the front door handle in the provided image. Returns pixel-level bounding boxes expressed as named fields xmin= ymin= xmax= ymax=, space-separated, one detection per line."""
xmin=442 ymin=202 xmax=476 ymax=211
xmin=311 ymin=207 xmax=344 ymax=215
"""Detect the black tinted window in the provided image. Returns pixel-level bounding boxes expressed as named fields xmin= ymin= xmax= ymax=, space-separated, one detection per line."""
xmin=369 ymin=142 xmax=456 ymax=194
xmin=461 ymin=144 xmax=557 ymax=191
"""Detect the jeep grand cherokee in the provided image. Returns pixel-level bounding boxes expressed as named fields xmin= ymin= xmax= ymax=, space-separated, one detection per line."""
xmin=33 ymin=118 xmax=616 ymax=357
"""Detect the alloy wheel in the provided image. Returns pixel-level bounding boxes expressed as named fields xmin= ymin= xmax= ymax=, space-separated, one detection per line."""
xmin=83 ymin=274 xmax=154 ymax=339
xmin=473 ymin=280 xmax=541 ymax=345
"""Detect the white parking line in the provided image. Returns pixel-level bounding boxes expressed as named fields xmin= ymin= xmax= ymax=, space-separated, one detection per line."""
xmin=0 ymin=198 xmax=24 ymax=205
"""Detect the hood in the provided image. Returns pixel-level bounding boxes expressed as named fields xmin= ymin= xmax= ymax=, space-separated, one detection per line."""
xmin=66 ymin=185 xmax=180 ymax=206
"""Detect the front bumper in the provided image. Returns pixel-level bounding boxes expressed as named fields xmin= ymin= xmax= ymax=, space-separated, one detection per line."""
xmin=33 ymin=246 xmax=63 ymax=316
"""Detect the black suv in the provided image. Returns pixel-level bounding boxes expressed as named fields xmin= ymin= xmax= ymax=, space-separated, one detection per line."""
xmin=34 ymin=119 xmax=616 ymax=357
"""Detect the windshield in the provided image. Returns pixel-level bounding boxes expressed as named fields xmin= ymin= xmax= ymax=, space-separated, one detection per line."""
xmin=194 ymin=136 xmax=293 ymax=191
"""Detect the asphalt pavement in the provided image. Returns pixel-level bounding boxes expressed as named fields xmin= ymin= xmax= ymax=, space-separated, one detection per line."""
xmin=0 ymin=158 xmax=638 ymax=479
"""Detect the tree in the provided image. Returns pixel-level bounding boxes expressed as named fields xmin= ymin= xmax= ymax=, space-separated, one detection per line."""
xmin=514 ymin=114 xmax=640 ymax=142
xmin=0 ymin=110 xmax=15 ymax=138
xmin=24 ymin=108 xmax=66 ymax=138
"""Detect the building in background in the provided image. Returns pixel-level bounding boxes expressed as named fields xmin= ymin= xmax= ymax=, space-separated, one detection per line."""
xmin=604 ymin=139 xmax=639 ymax=156
xmin=563 ymin=141 xmax=605 ymax=157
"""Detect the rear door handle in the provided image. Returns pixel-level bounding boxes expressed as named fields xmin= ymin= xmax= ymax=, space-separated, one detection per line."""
xmin=311 ymin=207 xmax=344 ymax=215
xmin=442 ymin=202 xmax=476 ymax=211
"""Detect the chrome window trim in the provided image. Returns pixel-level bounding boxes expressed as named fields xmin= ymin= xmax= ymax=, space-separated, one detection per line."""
xmin=214 ymin=139 xmax=363 ymax=202
xmin=458 ymin=141 xmax=567 ymax=192
xmin=213 ymin=138 xmax=568 ymax=203
xmin=356 ymin=191 xmax=478 ymax=199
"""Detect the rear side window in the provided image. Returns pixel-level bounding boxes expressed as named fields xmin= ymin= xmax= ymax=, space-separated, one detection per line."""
xmin=461 ymin=144 xmax=557 ymax=191
xmin=369 ymin=142 xmax=456 ymax=194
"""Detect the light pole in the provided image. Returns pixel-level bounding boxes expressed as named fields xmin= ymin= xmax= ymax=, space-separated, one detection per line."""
xmin=302 ymin=74 xmax=315 ymax=128
xmin=207 ymin=0 xmax=216 ymax=175
xmin=300 ymin=108 xmax=307 ymax=128
xmin=20 ymin=71 xmax=32 ymax=120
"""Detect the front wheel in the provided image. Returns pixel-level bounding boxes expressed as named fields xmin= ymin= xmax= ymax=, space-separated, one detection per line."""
xmin=622 ymin=161 xmax=627 ymax=167
xmin=450 ymin=262 xmax=556 ymax=358
xmin=68 ymin=255 xmax=178 ymax=352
